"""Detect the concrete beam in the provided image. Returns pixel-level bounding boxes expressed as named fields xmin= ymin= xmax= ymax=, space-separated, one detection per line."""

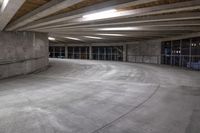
xmin=6 ymin=0 xmax=85 ymax=31
xmin=0 ymin=0 xmax=25 ymax=31
xmin=33 ymin=25 xmax=200 ymax=33
xmin=49 ymin=31 xmax=189 ymax=37
xmin=19 ymin=0 xmax=200 ymax=31
xmin=158 ymin=32 xmax=200 ymax=41
xmin=40 ymin=19 xmax=200 ymax=30
xmin=29 ymin=12 xmax=200 ymax=31
xmin=17 ymin=0 xmax=159 ymax=30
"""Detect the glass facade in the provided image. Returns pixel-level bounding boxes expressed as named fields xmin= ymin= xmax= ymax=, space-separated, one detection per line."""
xmin=49 ymin=46 xmax=123 ymax=61
xmin=161 ymin=37 xmax=200 ymax=70
xmin=68 ymin=47 xmax=89 ymax=59
xmin=49 ymin=46 xmax=65 ymax=58
xmin=92 ymin=46 xmax=123 ymax=61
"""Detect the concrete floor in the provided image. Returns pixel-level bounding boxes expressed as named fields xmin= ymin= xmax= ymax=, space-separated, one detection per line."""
xmin=0 ymin=59 xmax=199 ymax=133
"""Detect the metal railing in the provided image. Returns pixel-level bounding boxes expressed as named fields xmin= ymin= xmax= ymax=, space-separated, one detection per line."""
xmin=127 ymin=55 xmax=161 ymax=64
xmin=127 ymin=55 xmax=200 ymax=70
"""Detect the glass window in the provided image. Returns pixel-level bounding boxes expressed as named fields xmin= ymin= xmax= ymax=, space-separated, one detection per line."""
xmin=191 ymin=37 xmax=200 ymax=55
xmin=68 ymin=46 xmax=89 ymax=59
xmin=55 ymin=47 xmax=60 ymax=53
xmin=161 ymin=37 xmax=200 ymax=70
xmin=182 ymin=39 xmax=190 ymax=55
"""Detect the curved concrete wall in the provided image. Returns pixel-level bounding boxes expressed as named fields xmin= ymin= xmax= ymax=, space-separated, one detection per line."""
xmin=0 ymin=31 xmax=49 ymax=79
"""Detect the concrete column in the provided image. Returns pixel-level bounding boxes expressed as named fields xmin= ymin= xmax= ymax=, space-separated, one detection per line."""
xmin=65 ymin=46 xmax=68 ymax=58
xmin=170 ymin=41 xmax=173 ymax=65
xmin=53 ymin=47 xmax=55 ymax=58
xmin=89 ymin=46 xmax=92 ymax=60
xmin=123 ymin=44 xmax=127 ymax=62
xmin=180 ymin=40 xmax=182 ymax=66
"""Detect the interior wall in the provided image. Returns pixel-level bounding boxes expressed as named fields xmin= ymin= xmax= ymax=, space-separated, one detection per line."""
xmin=127 ymin=40 xmax=161 ymax=64
xmin=0 ymin=31 xmax=49 ymax=79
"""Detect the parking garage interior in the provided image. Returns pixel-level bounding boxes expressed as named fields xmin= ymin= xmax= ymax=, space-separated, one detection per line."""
xmin=0 ymin=0 xmax=200 ymax=133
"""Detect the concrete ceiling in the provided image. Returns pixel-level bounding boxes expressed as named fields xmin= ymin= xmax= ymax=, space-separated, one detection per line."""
xmin=1 ymin=0 xmax=200 ymax=43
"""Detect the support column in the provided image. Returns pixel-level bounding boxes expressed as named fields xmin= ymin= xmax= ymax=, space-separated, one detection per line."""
xmin=170 ymin=41 xmax=173 ymax=65
xmin=123 ymin=44 xmax=127 ymax=62
xmin=180 ymin=40 xmax=182 ymax=67
xmin=65 ymin=46 xmax=68 ymax=59
xmin=89 ymin=45 xmax=92 ymax=60
xmin=53 ymin=47 xmax=55 ymax=58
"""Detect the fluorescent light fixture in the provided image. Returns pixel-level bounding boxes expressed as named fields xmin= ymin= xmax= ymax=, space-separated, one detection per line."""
xmin=84 ymin=36 xmax=103 ymax=39
xmin=97 ymin=33 xmax=125 ymax=36
xmin=82 ymin=9 xmax=119 ymax=21
xmin=1 ymin=0 xmax=10 ymax=12
xmin=99 ymin=27 xmax=138 ymax=31
xmin=65 ymin=37 xmax=81 ymax=41
xmin=48 ymin=37 xmax=55 ymax=41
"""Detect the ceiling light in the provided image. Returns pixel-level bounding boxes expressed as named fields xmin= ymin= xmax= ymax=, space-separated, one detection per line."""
xmin=84 ymin=36 xmax=103 ymax=39
xmin=97 ymin=33 xmax=125 ymax=36
xmin=99 ymin=27 xmax=139 ymax=31
xmin=82 ymin=9 xmax=119 ymax=21
xmin=1 ymin=0 xmax=10 ymax=12
xmin=65 ymin=37 xmax=81 ymax=41
xmin=48 ymin=37 xmax=55 ymax=41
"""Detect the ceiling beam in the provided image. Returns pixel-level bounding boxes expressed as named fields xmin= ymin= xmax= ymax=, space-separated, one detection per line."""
xmin=30 ymin=26 xmax=200 ymax=34
xmin=17 ymin=0 xmax=159 ymax=31
xmin=49 ymin=31 xmax=191 ymax=36
xmin=51 ymin=35 xmax=162 ymax=43
xmin=0 ymin=0 xmax=25 ymax=31
xmin=159 ymin=32 xmax=200 ymax=41
xmin=6 ymin=0 xmax=85 ymax=31
xmin=19 ymin=0 xmax=200 ymax=31
xmin=48 ymin=19 xmax=200 ymax=29
xmin=29 ymin=12 xmax=200 ymax=31
xmin=51 ymin=34 xmax=172 ymax=40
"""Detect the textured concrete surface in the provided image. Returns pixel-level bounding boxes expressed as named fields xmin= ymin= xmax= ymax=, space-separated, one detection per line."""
xmin=0 ymin=32 xmax=49 ymax=79
xmin=0 ymin=59 xmax=199 ymax=133
xmin=127 ymin=40 xmax=161 ymax=64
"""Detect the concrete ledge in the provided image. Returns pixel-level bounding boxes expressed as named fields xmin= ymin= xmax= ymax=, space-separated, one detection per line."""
xmin=0 ymin=57 xmax=49 ymax=79
xmin=0 ymin=56 xmax=45 ymax=65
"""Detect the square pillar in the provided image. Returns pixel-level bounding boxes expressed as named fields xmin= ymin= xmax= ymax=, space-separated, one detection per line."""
xmin=65 ymin=46 xmax=68 ymax=58
xmin=123 ymin=44 xmax=127 ymax=62
xmin=89 ymin=46 xmax=92 ymax=60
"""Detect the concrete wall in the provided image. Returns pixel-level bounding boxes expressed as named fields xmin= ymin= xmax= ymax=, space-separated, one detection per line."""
xmin=0 ymin=31 xmax=49 ymax=79
xmin=127 ymin=40 xmax=161 ymax=64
